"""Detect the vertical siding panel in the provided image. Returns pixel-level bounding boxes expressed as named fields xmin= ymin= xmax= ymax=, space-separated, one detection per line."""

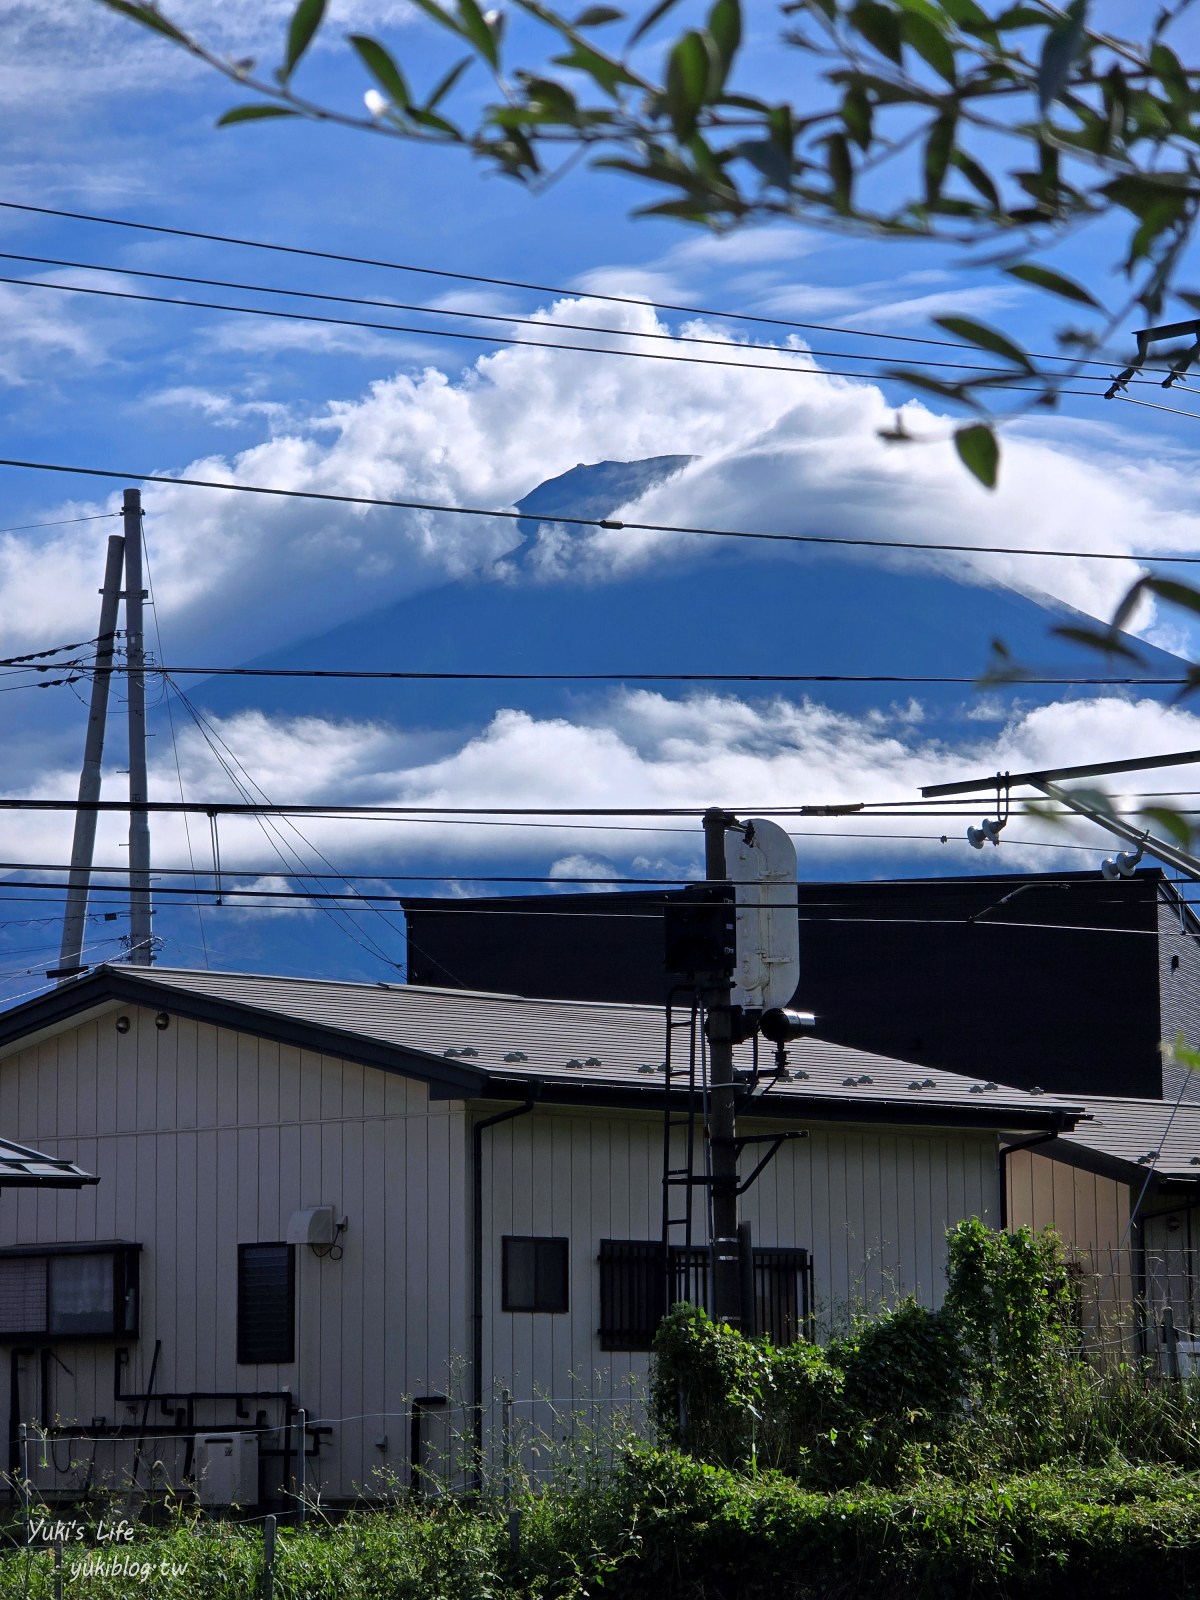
xmin=174 ymin=1129 xmax=198 ymax=1388
xmin=56 ymin=1030 xmax=78 ymax=1140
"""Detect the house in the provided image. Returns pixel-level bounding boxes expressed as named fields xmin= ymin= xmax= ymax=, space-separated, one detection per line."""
xmin=0 ymin=964 xmax=1081 ymax=1505
xmin=1004 ymin=1092 xmax=1200 ymax=1357
xmin=403 ymin=868 xmax=1200 ymax=1100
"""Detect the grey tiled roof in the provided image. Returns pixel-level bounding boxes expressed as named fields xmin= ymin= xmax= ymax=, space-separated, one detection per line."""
xmin=1055 ymin=1094 xmax=1200 ymax=1183
xmin=107 ymin=966 xmax=1083 ymax=1129
xmin=0 ymin=1136 xmax=97 ymax=1188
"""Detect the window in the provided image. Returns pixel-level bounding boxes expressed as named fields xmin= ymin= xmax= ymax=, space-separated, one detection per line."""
xmin=598 ymin=1241 xmax=813 ymax=1351
xmin=501 ymin=1236 xmax=569 ymax=1313
xmin=237 ymin=1244 xmax=295 ymax=1364
xmin=0 ymin=1245 xmax=139 ymax=1340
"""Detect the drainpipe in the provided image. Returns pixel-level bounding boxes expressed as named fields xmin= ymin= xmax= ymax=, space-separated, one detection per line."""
xmin=471 ymin=1092 xmax=536 ymax=1491
xmin=998 ymin=1121 xmax=1067 ymax=1229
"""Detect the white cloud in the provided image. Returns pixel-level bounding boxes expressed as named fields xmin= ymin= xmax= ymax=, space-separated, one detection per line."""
xmin=7 ymin=691 xmax=1192 ymax=885
xmin=2 ymin=290 xmax=1199 ymax=671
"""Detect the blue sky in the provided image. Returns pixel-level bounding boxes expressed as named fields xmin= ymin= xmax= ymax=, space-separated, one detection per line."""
xmin=4 ymin=0 xmax=1200 ymax=1000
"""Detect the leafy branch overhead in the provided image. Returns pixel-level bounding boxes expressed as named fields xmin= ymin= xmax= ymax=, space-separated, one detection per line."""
xmin=96 ymin=0 xmax=1200 ymax=482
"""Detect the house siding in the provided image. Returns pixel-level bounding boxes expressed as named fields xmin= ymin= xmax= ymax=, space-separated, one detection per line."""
xmin=0 ymin=1005 xmax=468 ymax=1501
xmin=1004 ymin=1148 xmax=1134 ymax=1328
xmin=479 ymin=1106 xmax=1001 ymax=1416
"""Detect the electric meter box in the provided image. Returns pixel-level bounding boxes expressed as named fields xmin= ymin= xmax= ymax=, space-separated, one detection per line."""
xmin=194 ymin=1432 xmax=258 ymax=1507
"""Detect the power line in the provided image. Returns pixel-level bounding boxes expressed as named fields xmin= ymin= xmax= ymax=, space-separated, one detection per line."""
xmin=0 ymin=273 xmax=1118 ymax=392
xmin=0 ymin=511 xmax=118 ymax=537
xmin=0 ymin=454 xmax=1194 ymax=566
xmin=0 ymin=798 xmax=1090 ymax=818
xmin=2 ymin=250 xmax=1173 ymax=388
xmin=0 ymin=251 xmax=1094 ymax=379
xmin=9 ymin=661 xmax=1192 ymax=686
xmin=0 ymin=198 xmax=1142 ymax=366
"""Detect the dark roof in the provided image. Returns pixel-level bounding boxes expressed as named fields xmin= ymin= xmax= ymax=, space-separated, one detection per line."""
xmin=1047 ymin=1094 xmax=1200 ymax=1187
xmin=0 ymin=1136 xmax=97 ymax=1189
xmin=403 ymin=870 xmax=1185 ymax=1100
xmin=0 ymin=965 xmax=1083 ymax=1133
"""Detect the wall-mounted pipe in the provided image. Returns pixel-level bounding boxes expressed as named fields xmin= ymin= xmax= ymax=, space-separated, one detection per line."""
xmin=471 ymin=1094 xmax=536 ymax=1489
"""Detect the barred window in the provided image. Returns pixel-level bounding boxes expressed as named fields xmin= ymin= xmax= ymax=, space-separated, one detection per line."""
xmin=598 ymin=1240 xmax=812 ymax=1351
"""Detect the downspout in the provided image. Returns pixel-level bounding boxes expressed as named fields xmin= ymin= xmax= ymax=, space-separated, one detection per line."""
xmin=471 ymin=1092 xmax=536 ymax=1491
xmin=998 ymin=1120 xmax=1067 ymax=1229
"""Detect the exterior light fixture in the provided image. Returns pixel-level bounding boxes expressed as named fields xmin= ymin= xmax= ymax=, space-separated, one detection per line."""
xmin=115 ymin=1016 xmax=131 ymax=1034
xmin=154 ymin=1012 xmax=170 ymax=1030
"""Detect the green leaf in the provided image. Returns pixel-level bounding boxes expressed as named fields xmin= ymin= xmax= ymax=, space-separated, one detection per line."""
xmin=950 ymin=150 xmax=999 ymax=210
xmin=924 ymin=111 xmax=956 ymax=207
xmin=1145 ymin=807 xmax=1194 ymax=849
xmin=457 ymin=0 xmax=501 ymax=69
xmin=707 ymin=0 xmax=742 ymax=80
xmin=842 ymin=84 xmax=873 ymax=152
xmin=1051 ymin=624 xmax=1142 ymax=662
xmin=936 ymin=315 xmax=1035 ymax=372
xmin=95 ymin=1 xmax=191 ymax=43
xmin=901 ymin=11 xmax=957 ymax=85
xmin=407 ymin=0 xmax=468 ymax=41
xmin=825 ymin=130 xmax=852 ymax=212
xmin=425 ymin=54 xmax=474 ymax=109
xmin=1037 ymin=0 xmax=1088 ymax=114
xmin=630 ymin=0 xmax=684 ymax=45
xmin=954 ymin=423 xmax=999 ymax=488
xmin=1142 ymin=576 xmax=1200 ymax=619
xmin=1005 ymin=263 xmax=1099 ymax=308
xmin=849 ymin=1 xmax=903 ymax=65
xmin=665 ymin=31 xmax=711 ymax=140
xmin=349 ymin=35 xmax=411 ymax=108
xmin=216 ymin=104 xmax=302 ymax=125
xmin=574 ymin=5 xmax=625 ymax=22
xmin=283 ymin=0 xmax=327 ymax=80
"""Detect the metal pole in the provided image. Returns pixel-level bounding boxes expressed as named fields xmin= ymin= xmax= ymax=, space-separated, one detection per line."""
xmin=703 ymin=807 xmax=742 ymax=1328
xmin=262 ymin=1513 xmax=277 ymax=1600
xmin=18 ymin=1422 xmax=29 ymax=1543
xmin=123 ymin=488 xmax=153 ymax=964
xmin=52 ymin=533 xmax=125 ymax=981
xmin=501 ymin=1389 xmax=519 ymax=1553
xmin=297 ymin=1407 xmax=306 ymax=1522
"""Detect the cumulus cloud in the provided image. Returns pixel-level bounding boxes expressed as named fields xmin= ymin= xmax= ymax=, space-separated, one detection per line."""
xmin=3 ymin=293 xmax=1198 ymax=668
xmin=6 ymin=691 xmax=1193 ymax=887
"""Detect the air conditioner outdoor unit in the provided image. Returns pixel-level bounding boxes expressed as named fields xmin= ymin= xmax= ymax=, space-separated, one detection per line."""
xmin=194 ymin=1432 xmax=259 ymax=1507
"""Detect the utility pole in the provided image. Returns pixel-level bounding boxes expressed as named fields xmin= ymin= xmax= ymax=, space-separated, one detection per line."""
xmin=703 ymin=806 xmax=743 ymax=1327
xmin=123 ymin=488 xmax=154 ymax=965
xmin=49 ymin=533 xmax=125 ymax=981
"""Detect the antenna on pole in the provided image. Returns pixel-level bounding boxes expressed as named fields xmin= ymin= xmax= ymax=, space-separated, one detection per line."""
xmin=47 ymin=532 xmax=126 ymax=982
xmin=123 ymin=488 xmax=154 ymax=965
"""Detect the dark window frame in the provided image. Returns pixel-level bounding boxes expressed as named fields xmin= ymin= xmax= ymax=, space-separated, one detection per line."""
xmin=0 ymin=1243 xmax=140 ymax=1342
xmin=237 ymin=1243 xmax=296 ymax=1365
xmin=598 ymin=1240 xmax=813 ymax=1351
xmin=501 ymin=1235 xmax=570 ymax=1314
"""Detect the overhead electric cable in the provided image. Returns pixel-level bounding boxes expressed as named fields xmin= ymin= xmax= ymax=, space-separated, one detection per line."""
xmin=0 ymin=798 xmax=1091 ymax=818
xmin=0 ymin=454 xmax=1191 ymax=565
xmin=0 ymin=199 xmax=1142 ymax=364
xmin=0 ymin=273 xmax=1120 ymax=390
xmin=0 ymin=250 xmax=1158 ymax=381
xmin=0 ymin=511 xmax=118 ymax=537
xmin=11 ymin=662 xmax=1191 ymax=686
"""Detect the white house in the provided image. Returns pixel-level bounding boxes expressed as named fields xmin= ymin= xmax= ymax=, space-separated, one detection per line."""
xmin=0 ymin=965 xmax=1083 ymax=1504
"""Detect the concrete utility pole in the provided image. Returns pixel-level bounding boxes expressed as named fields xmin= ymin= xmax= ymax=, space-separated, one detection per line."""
xmin=50 ymin=533 xmax=125 ymax=981
xmin=123 ymin=488 xmax=154 ymax=965
xmin=703 ymin=806 xmax=743 ymax=1327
